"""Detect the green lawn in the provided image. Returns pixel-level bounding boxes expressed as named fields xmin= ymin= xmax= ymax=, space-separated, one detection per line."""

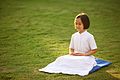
xmin=0 ymin=0 xmax=120 ymax=80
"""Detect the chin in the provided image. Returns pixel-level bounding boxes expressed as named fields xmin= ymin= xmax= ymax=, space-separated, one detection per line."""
xmin=77 ymin=29 xmax=81 ymax=32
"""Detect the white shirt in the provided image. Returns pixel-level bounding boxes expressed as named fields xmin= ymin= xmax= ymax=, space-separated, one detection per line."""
xmin=69 ymin=31 xmax=97 ymax=53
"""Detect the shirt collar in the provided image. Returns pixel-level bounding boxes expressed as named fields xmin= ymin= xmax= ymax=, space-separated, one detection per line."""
xmin=78 ymin=30 xmax=87 ymax=35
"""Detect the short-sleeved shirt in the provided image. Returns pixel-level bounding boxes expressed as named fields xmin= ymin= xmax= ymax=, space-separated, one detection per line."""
xmin=69 ymin=30 xmax=97 ymax=53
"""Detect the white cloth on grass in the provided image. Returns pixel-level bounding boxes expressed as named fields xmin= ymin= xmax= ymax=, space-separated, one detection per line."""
xmin=39 ymin=55 xmax=97 ymax=76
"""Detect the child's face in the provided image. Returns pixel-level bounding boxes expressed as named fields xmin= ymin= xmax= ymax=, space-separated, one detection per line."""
xmin=75 ymin=18 xmax=84 ymax=32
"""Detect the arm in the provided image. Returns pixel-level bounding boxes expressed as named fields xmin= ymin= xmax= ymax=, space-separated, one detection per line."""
xmin=84 ymin=49 xmax=97 ymax=56
xmin=69 ymin=48 xmax=74 ymax=55
xmin=71 ymin=49 xmax=97 ymax=56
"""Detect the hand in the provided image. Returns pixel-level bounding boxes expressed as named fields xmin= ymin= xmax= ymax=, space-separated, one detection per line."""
xmin=69 ymin=52 xmax=75 ymax=55
xmin=70 ymin=53 xmax=86 ymax=56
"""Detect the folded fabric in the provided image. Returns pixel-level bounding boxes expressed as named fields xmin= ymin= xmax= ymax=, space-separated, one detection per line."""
xmin=39 ymin=55 xmax=97 ymax=76
xmin=39 ymin=55 xmax=111 ymax=76
xmin=89 ymin=58 xmax=112 ymax=73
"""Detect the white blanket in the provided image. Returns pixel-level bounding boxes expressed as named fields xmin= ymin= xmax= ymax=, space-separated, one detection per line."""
xmin=39 ymin=55 xmax=97 ymax=76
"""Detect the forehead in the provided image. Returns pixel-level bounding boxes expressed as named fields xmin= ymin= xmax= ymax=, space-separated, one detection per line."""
xmin=76 ymin=18 xmax=82 ymax=23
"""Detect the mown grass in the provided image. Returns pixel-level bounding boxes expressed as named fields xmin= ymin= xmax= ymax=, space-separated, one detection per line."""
xmin=0 ymin=0 xmax=120 ymax=80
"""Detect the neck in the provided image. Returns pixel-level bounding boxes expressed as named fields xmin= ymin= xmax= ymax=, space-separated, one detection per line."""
xmin=78 ymin=29 xmax=86 ymax=34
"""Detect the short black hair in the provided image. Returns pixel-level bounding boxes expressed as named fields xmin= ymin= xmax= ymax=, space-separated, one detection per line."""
xmin=76 ymin=14 xmax=90 ymax=29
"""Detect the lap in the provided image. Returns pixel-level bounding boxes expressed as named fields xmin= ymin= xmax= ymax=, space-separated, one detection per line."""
xmin=55 ymin=55 xmax=96 ymax=64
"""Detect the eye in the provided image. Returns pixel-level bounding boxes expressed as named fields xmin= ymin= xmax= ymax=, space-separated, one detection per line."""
xmin=79 ymin=23 xmax=81 ymax=25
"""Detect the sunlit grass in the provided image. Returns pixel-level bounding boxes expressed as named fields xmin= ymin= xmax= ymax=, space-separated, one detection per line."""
xmin=0 ymin=0 xmax=120 ymax=80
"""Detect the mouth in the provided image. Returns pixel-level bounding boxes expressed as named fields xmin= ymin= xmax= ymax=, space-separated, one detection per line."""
xmin=75 ymin=26 xmax=79 ymax=29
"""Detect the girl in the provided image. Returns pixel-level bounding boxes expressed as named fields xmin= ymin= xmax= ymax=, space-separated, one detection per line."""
xmin=39 ymin=13 xmax=97 ymax=76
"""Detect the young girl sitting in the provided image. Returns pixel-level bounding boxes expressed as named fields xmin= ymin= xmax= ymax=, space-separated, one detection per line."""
xmin=39 ymin=13 xmax=98 ymax=76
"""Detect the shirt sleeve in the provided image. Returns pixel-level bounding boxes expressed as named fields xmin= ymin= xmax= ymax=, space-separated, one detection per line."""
xmin=88 ymin=35 xmax=97 ymax=50
xmin=69 ymin=35 xmax=74 ymax=49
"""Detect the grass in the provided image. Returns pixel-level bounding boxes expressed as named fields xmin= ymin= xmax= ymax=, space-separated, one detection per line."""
xmin=0 ymin=0 xmax=120 ymax=80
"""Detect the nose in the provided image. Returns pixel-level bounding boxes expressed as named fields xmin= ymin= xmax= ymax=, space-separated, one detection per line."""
xmin=76 ymin=25 xmax=79 ymax=28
